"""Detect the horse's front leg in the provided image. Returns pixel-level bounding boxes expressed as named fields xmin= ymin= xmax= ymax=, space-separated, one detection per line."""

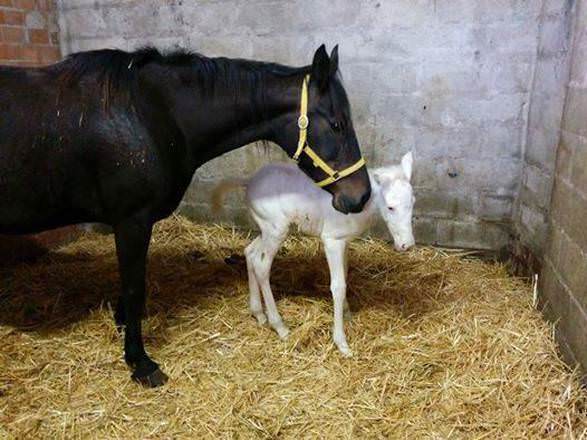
xmin=114 ymin=217 xmax=168 ymax=387
xmin=323 ymin=238 xmax=351 ymax=357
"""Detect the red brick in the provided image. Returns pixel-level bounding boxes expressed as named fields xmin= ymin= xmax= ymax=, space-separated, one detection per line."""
xmin=13 ymin=0 xmax=35 ymax=9
xmin=0 ymin=0 xmax=12 ymax=7
xmin=1 ymin=10 xmax=25 ymax=25
xmin=20 ymin=44 xmax=41 ymax=62
xmin=36 ymin=0 xmax=54 ymax=11
xmin=28 ymin=28 xmax=48 ymax=44
xmin=1 ymin=25 xmax=25 ymax=43
xmin=39 ymin=44 xmax=59 ymax=63
xmin=0 ymin=43 xmax=21 ymax=60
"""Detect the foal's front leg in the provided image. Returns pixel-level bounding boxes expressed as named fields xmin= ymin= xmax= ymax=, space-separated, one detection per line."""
xmin=323 ymin=238 xmax=352 ymax=357
xmin=114 ymin=217 xmax=168 ymax=387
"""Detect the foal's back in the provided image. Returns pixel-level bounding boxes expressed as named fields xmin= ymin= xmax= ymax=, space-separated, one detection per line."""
xmin=246 ymin=164 xmax=373 ymax=238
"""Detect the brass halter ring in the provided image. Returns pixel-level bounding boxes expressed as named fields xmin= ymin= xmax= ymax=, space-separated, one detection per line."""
xmin=292 ymin=75 xmax=366 ymax=188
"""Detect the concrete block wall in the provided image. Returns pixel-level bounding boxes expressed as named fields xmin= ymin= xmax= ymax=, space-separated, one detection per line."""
xmin=57 ymin=0 xmax=548 ymax=250
xmin=539 ymin=0 xmax=587 ymax=374
xmin=513 ymin=0 xmax=576 ymax=255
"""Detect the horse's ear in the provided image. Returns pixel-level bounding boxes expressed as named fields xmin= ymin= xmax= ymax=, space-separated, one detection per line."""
xmin=312 ymin=44 xmax=330 ymax=92
xmin=401 ymin=151 xmax=413 ymax=181
xmin=329 ymin=45 xmax=339 ymax=78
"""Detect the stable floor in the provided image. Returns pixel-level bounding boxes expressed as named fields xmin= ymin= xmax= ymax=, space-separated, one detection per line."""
xmin=0 ymin=217 xmax=586 ymax=438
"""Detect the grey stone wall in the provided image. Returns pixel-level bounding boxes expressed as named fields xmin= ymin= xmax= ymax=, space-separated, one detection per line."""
xmin=57 ymin=0 xmax=547 ymax=249
xmin=513 ymin=0 xmax=575 ymax=255
xmin=539 ymin=0 xmax=587 ymax=376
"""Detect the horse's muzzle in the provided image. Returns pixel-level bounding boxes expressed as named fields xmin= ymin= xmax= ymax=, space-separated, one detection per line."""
xmin=332 ymin=188 xmax=371 ymax=214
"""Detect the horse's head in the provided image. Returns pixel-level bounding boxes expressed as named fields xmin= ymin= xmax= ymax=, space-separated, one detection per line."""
xmin=372 ymin=152 xmax=416 ymax=252
xmin=273 ymin=45 xmax=371 ymax=214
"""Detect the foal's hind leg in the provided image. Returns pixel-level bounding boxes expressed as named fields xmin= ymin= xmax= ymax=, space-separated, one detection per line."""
xmin=114 ymin=217 xmax=167 ymax=387
xmin=253 ymin=232 xmax=289 ymax=339
xmin=245 ymin=237 xmax=266 ymax=325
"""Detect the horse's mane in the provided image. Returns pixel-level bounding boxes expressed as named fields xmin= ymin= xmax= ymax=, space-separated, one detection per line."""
xmin=54 ymin=47 xmax=308 ymax=92
xmin=52 ymin=47 xmax=310 ymax=116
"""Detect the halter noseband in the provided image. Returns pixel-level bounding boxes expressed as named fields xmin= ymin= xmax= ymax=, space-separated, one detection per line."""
xmin=292 ymin=75 xmax=366 ymax=188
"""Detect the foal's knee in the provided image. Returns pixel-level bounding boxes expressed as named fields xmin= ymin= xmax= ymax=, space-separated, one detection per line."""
xmin=330 ymin=281 xmax=347 ymax=299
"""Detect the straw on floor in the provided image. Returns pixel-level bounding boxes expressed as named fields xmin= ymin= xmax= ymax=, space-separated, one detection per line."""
xmin=0 ymin=216 xmax=586 ymax=439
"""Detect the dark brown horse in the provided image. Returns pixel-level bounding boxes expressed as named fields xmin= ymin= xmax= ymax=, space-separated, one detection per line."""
xmin=0 ymin=44 xmax=370 ymax=386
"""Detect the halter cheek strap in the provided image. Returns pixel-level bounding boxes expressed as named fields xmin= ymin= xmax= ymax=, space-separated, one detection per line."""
xmin=292 ymin=74 xmax=366 ymax=188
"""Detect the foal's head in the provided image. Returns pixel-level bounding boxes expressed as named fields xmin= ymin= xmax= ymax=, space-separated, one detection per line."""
xmin=272 ymin=45 xmax=371 ymax=215
xmin=372 ymin=152 xmax=416 ymax=252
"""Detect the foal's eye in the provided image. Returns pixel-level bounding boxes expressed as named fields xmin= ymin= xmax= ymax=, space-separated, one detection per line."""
xmin=388 ymin=207 xmax=395 ymax=212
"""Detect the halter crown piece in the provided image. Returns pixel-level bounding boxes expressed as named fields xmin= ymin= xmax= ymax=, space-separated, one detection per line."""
xmin=292 ymin=75 xmax=366 ymax=188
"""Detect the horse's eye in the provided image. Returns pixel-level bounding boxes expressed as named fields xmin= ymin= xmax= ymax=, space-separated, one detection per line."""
xmin=331 ymin=121 xmax=341 ymax=132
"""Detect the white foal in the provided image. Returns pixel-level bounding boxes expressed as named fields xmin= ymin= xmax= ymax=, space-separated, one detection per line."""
xmin=212 ymin=152 xmax=416 ymax=356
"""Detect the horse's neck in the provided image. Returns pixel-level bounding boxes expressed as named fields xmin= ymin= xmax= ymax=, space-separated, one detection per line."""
xmin=176 ymin=62 xmax=304 ymax=166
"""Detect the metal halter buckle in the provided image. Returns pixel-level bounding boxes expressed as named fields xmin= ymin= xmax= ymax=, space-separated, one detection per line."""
xmin=297 ymin=115 xmax=309 ymax=130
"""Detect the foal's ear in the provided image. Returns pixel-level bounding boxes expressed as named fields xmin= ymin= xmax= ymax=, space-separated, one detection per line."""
xmin=401 ymin=151 xmax=414 ymax=181
xmin=329 ymin=45 xmax=339 ymax=78
xmin=312 ymin=44 xmax=331 ymax=92
xmin=372 ymin=170 xmax=384 ymax=185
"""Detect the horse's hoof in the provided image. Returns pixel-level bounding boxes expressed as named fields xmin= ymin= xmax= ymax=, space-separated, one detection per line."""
xmin=132 ymin=367 xmax=169 ymax=388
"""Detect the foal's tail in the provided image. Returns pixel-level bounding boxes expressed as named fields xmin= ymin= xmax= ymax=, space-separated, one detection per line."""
xmin=211 ymin=178 xmax=249 ymax=215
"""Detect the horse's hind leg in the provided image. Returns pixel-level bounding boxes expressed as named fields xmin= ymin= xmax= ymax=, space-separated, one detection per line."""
xmin=114 ymin=217 xmax=168 ymax=387
xmin=245 ymin=236 xmax=267 ymax=325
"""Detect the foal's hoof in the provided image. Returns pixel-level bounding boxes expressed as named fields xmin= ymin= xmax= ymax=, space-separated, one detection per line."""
xmin=338 ymin=346 xmax=353 ymax=358
xmin=276 ymin=326 xmax=290 ymax=340
xmin=253 ymin=312 xmax=267 ymax=325
xmin=132 ymin=367 xmax=169 ymax=388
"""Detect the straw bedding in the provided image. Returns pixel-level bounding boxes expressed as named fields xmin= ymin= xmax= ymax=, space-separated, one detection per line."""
xmin=0 ymin=216 xmax=586 ymax=439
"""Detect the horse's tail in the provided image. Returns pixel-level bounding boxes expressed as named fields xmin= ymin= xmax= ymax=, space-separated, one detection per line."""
xmin=211 ymin=178 xmax=249 ymax=215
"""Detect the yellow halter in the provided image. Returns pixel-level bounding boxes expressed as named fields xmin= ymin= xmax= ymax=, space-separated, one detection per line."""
xmin=292 ymin=75 xmax=366 ymax=187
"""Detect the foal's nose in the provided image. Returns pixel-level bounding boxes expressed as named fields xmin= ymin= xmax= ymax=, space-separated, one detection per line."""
xmin=396 ymin=240 xmax=415 ymax=252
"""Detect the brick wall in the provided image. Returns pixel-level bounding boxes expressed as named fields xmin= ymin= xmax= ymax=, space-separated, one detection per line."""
xmin=57 ymin=0 xmax=548 ymax=250
xmin=0 ymin=0 xmax=60 ymax=66
xmin=539 ymin=0 xmax=587 ymax=375
xmin=0 ymin=0 xmax=75 ymax=259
